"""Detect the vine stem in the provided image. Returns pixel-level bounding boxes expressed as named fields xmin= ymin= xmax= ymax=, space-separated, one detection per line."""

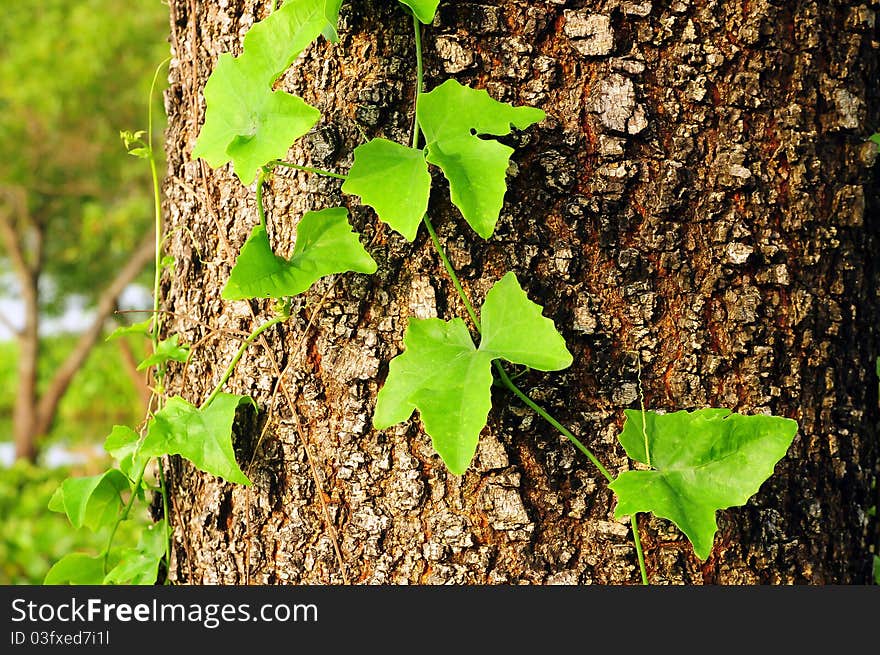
xmin=104 ymin=461 xmax=148 ymax=571
xmin=157 ymin=463 xmax=172 ymax=584
xmin=148 ymin=57 xmax=171 ymax=383
xmin=201 ymin=312 xmax=290 ymax=410
xmin=407 ymin=9 xmax=649 ymax=585
xmin=256 ymin=167 xmax=270 ymax=231
xmin=632 ymin=514 xmax=648 ymax=585
xmin=271 ymin=160 xmax=347 ymax=180
xmin=411 ymin=12 xmax=424 ymax=149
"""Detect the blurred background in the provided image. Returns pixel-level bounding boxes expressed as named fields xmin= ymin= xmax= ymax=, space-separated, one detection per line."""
xmin=0 ymin=0 xmax=168 ymax=583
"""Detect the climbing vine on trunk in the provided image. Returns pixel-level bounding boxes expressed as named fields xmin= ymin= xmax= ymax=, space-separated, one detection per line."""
xmin=46 ymin=0 xmax=799 ymax=586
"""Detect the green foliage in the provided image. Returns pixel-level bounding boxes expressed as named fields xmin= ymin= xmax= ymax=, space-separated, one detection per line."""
xmin=47 ymin=469 xmax=129 ymax=531
xmin=192 ymin=0 xmax=332 ymax=184
xmin=610 ymin=409 xmax=799 ymax=559
xmin=136 ymin=334 xmax=189 ymax=371
xmin=222 ymin=208 xmax=377 ymax=300
xmin=0 ymin=336 xmax=145 ymax=446
xmin=417 ymin=80 xmax=545 ymax=238
xmin=874 ymin=555 xmax=880 ymax=584
xmin=374 ymin=273 xmax=571 ymax=474
xmin=399 ymin=0 xmax=440 ymax=24
xmin=107 ymin=317 xmax=153 ymax=341
xmin=140 ymin=394 xmax=256 ymax=486
xmin=103 ymin=425 xmax=147 ymax=482
xmin=104 ymin=520 xmax=166 ymax=585
xmin=0 ymin=462 xmax=144 ymax=584
xmin=0 ymin=0 xmax=167 ymax=309
xmin=44 ymin=553 xmax=107 ymax=585
xmin=342 ymin=139 xmax=431 ymax=241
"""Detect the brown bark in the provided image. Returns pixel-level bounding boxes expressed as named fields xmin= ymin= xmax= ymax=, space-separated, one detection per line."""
xmin=161 ymin=0 xmax=879 ymax=584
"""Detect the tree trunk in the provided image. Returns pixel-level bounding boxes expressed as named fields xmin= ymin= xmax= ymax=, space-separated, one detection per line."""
xmin=13 ymin=267 xmax=39 ymax=463
xmin=161 ymin=0 xmax=879 ymax=584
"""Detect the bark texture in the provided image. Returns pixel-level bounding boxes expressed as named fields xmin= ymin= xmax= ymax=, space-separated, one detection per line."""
xmin=161 ymin=0 xmax=880 ymax=584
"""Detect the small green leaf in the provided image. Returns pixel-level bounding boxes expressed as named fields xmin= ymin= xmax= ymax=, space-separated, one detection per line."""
xmin=49 ymin=470 xmax=130 ymax=531
xmin=45 ymin=553 xmax=106 ymax=585
xmin=609 ymin=409 xmax=798 ymax=560
xmin=870 ymin=133 xmax=880 ymax=150
xmin=874 ymin=555 xmax=880 ymax=585
xmin=193 ymin=54 xmax=321 ymax=185
xmin=104 ymin=521 xmax=167 ymax=585
xmin=341 ymin=138 xmax=431 ymax=241
xmin=399 ymin=0 xmax=440 ymax=24
xmin=242 ymin=0 xmax=335 ymax=83
xmin=375 ymin=273 xmax=571 ymax=474
xmin=417 ymin=80 xmax=545 ymax=238
xmin=106 ymin=317 xmax=153 ymax=341
xmin=127 ymin=147 xmax=151 ymax=159
xmin=136 ymin=334 xmax=190 ymax=371
xmin=140 ymin=394 xmax=255 ymax=485
xmin=104 ymin=425 xmax=147 ymax=481
xmin=480 ymin=272 xmax=573 ymax=370
xmin=222 ymin=207 xmax=378 ymax=300
xmin=161 ymin=255 xmax=176 ymax=271
xmin=192 ymin=0 xmax=333 ymax=184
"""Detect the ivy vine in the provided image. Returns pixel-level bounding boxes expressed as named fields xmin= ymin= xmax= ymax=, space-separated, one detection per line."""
xmin=47 ymin=0 xmax=798 ymax=586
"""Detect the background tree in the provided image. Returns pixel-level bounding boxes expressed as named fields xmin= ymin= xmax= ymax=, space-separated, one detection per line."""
xmin=160 ymin=0 xmax=879 ymax=584
xmin=0 ymin=0 xmax=168 ymax=461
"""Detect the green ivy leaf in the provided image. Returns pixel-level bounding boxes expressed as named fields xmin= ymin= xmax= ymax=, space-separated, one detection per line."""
xmin=374 ymin=272 xmax=571 ymax=474
xmin=341 ymin=138 xmax=431 ymax=241
xmin=104 ymin=425 xmax=148 ymax=482
xmin=192 ymin=54 xmax=321 ymax=185
xmin=48 ymin=470 xmax=130 ymax=531
xmin=399 ymin=0 xmax=440 ymax=24
xmin=222 ymin=207 xmax=377 ymax=300
xmin=243 ymin=0 xmax=336 ymax=82
xmin=104 ymin=520 xmax=167 ymax=585
xmin=106 ymin=317 xmax=152 ymax=341
xmin=322 ymin=0 xmax=344 ymax=41
xmin=45 ymin=553 xmax=106 ymax=585
xmin=870 ymin=133 xmax=880 ymax=150
xmin=609 ymin=409 xmax=798 ymax=560
xmin=480 ymin=273 xmax=573 ymax=369
xmin=140 ymin=394 xmax=256 ymax=486
xmin=417 ymin=80 xmax=545 ymax=238
xmin=192 ymin=0 xmax=336 ymax=184
xmin=136 ymin=334 xmax=189 ymax=371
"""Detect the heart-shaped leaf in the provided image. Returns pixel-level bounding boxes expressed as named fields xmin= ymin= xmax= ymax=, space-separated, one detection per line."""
xmin=341 ymin=138 xmax=431 ymax=241
xmin=222 ymin=207 xmax=377 ymax=300
xmin=44 ymin=553 xmax=106 ymax=585
xmin=417 ymin=80 xmax=545 ymax=238
xmin=48 ymin=469 xmax=130 ymax=531
xmin=137 ymin=334 xmax=189 ymax=371
xmin=139 ymin=394 xmax=256 ymax=485
xmin=103 ymin=520 xmax=167 ymax=585
xmin=104 ymin=425 xmax=148 ymax=482
xmin=374 ymin=272 xmax=571 ymax=474
xmin=192 ymin=0 xmax=337 ymax=184
xmin=609 ymin=409 xmax=798 ymax=560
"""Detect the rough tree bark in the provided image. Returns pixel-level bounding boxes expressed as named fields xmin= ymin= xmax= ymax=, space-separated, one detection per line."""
xmin=161 ymin=0 xmax=879 ymax=584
